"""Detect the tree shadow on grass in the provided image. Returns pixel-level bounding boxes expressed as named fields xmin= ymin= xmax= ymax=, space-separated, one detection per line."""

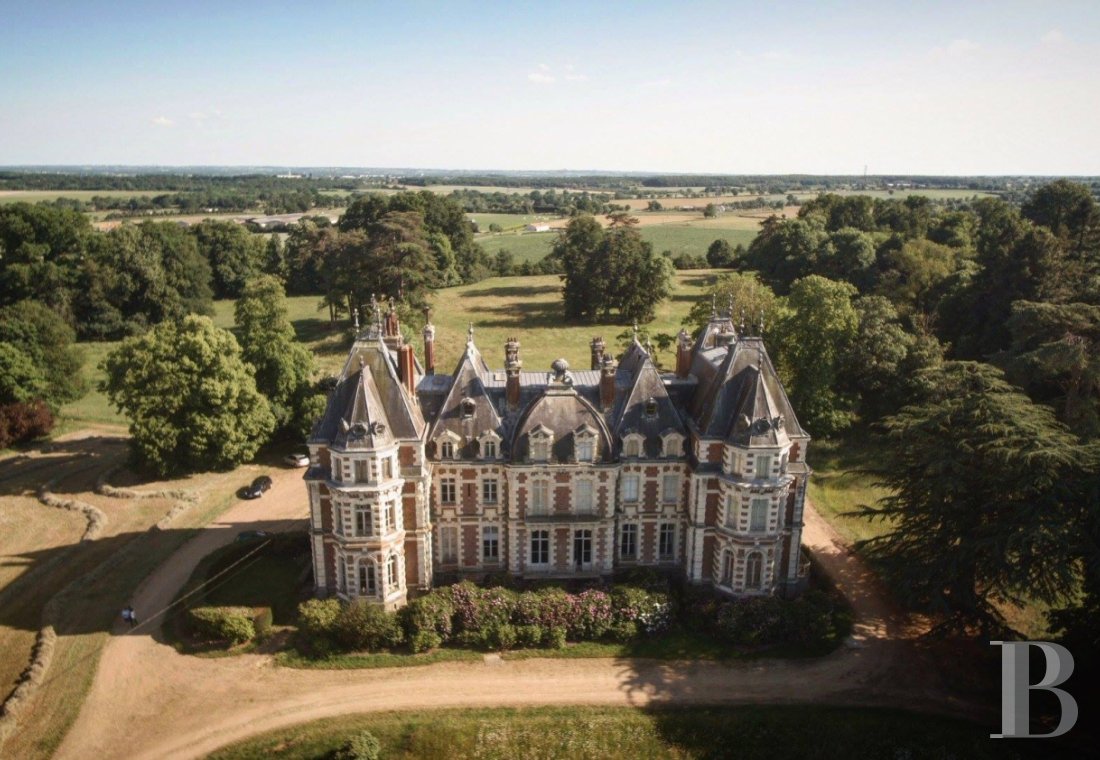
xmin=459 ymin=285 xmax=560 ymax=299
xmin=0 ymin=436 xmax=129 ymax=497
xmin=473 ymin=300 xmax=564 ymax=328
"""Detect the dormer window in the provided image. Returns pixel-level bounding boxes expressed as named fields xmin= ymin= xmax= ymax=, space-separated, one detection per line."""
xmin=483 ymin=439 xmax=497 ymax=459
xmin=461 ymin=398 xmax=476 ymax=419
xmin=622 ymin=433 xmax=644 ymax=458
xmin=528 ymin=425 xmax=553 ymax=462
xmin=574 ymin=425 xmax=597 ymax=463
xmin=661 ymin=432 xmax=683 ymax=458
xmin=644 ymin=397 xmax=658 ymax=417
xmin=441 ymin=440 xmax=455 ymax=459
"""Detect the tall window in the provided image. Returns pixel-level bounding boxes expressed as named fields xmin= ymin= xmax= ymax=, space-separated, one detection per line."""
xmin=483 ymin=439 xmax=497 ymax=459
xmin=722 ymin=550 xmax=733 ymax=585
xmin=441 ymin=440 xmax=455 ymax=459
xmin=382 ymin=457 xmax=392 ymax=480
xmin=359 ymin=563 xmax=376 ymax=596
xmin=482 ymin=478 xmax=498 ymax=504
xmin=661 ymin=474 xmax=679 ymax=503
xmin=338 ymin=557 xmax=347 ymax=593
xmin=745 ymin=552 xmax=763 ymax=589
xmin=354 ymin=459 xmax=370 ymax=483
xmin=620 ymin=524 xmax=638 ymax=560
xmin=482 ymin=525 xmax=500 ymax=562
xmin=755 ymin=454 xmax=772 ymax=479
xmin=658 ymin=523 xmax=676 ymax=561
xmin=440 ymin=478 xmax=456 ymax=504
xmin=440 ymin=526 xmax=458 ymax=563
xmin=530 ymin=480 xmax=549 ymax=515
xmin=573 ymin=529 xmax=592 ymax=567
xmin=380 ymin=502 xmax=395 ymax=533
xmin=530 ymin=529 xmax=550 ymax=565
xmin=576 ymin=437 xmax=594 ymax=462
xmin=386 ymin=555 xmax=398 ymax=588
xmin=531 ymin=438 xmax=550 ymax=461
xmin=575 ymin=480 xmax=594 ymax=514
xmin=355 ymin=506 xmax=372 ymax=537
xmin=725 ymin=495 xmax=737 ymax=527
xmin=621 ymin=474 xmax=639 ymax=503
xmin=749 ymin=498 xmax=768 ymax=533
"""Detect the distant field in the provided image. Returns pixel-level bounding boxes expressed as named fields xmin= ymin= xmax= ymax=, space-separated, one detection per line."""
xmin=478 ymin=212 xmax=763 ymax=265
xmin=465 ymin=212 xmax=560 ymax=231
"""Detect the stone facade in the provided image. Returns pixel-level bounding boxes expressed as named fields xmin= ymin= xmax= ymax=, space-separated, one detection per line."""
xmin=305 ymin=301 xmax=811 ymax=607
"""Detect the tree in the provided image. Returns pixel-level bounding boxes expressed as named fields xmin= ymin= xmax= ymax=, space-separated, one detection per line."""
xmin=0 ymin=299 xmax=84 ymax=408
xmin=102 ymin=315 xmax=276 ymax=475
xmin=702 ymin=203 xmax=718 ymax=218
xmin=682 ymin=272 xmax=782 ymax=335
xmin=743 ymin=215 xmax=830 ymax=294
xmin=706 ymin=239 xmax=737 ymax=268
xmin=552 ymin=215 xmax=672 ymax=323
xmin=821 ymin=228 xmax=877 ymax=291
xmin=875 ymin=238 xmax=963 ymax=315
xmin=0 ymin=203 xmax=90 ymax=319
xmin=191 ymin=220 xmax=265 ymax=298
xmin=858 ymin=362 xmax=1089 ymax=634
xmin=0 ymin=342 xmax=48 ymax=405
xmin=234 ymin=275 xmax=326 ymax=438
xmin=646 ymin=200 xmax=663 ymax=212
xmin=1000 ymin=300 xmax=1100 ymax=437
xmin=771 ymin=276 xmax=859 ymax=435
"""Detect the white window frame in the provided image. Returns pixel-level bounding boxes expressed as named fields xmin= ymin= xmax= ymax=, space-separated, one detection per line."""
xmin=386 ymin=554 xmax=398 ymax=588
xmin=358 ymin=562 xmax=376 ymax=596
xmin=623 ymin=434 xmax=643 ymax=458
xmin=749 ymin=497 xmax=769 ymax=533
xmin=662 ymin=434 xmax=683 ymax=458
xmin=440 ymin=525 xmax=458 ymax=563
xmin=482 ymin=478 xmax=499 ymax=504
xmin=755 ymin=453 xmax=772 ymax=479
xmin=355 ymin=505 xmax=372 ymax=537
xmin=530 ymin=529 xmax=550 ymax=566
xmin=530 ymin=479 xmax=549 ymax=515
xmin=621 ymin=474 xmax=640 ymax=503
xmin=575 ymin=479 xmax=594 ymax=514
xmin=745 ymin=551 xmax=763 ymax=589
xmin=440 ymin=477 xmax=456 ymax=505
xmin=661 ymin=474 xmax=679 ymax=504
xmin=354 ymin=458 xmax=370 ymax=484
xmin=573 ymin=529 xmax=593 ymax=567
xmin=482 ymin=525 xmax=500 ymax=562
xmin=658 ymin=523 xmax=676 ymax=561
xmin=620 ymin=523 xmax=638 ymax=560
xmin=482 ymin=438 xmax=498 ymax=459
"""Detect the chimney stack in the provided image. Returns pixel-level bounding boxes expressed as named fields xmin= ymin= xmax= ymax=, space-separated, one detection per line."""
xmin=675 ymin=329 xmax=692 ymax=378
xmin=589 ymin=336 xmax=606 ymax=370
xmin=600 ymin=356 xmax=617 ymax=410
xmin=398 ymin=344 xmax=416 ymax=396
xmin=382 ymin=299 xmax=403 ymax=351
xmin=505 ymin=337 xmax=522 ymax=409
xmin=422 ymin=312 xmax=436 ymax=376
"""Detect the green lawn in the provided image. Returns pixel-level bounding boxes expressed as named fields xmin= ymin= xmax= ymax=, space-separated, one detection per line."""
xmin=466 ymin=212 xmax=560 ymax=232
xmin=0 ymin=189 xmax=178 ymax=204
xmin=477 ymin=229 xmax=557 ymax=263
xmin=805 ymin=432 xmax=894 ymax=546
xmin=206 ymin=704 xmax=1036 ymax=760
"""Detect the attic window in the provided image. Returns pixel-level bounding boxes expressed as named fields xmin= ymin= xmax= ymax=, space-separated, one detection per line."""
xmin=623 ymin=436 xmax=642 ymax=458
xmin=482 ymin=438 xmax=497 ymax=459
xmin=440 ymin=440 xmax=455 ymax=459
xmin=644 ymin=397 xmax=658 ymax=417
xmin=461 ymin=398 xmax=476 ymax=418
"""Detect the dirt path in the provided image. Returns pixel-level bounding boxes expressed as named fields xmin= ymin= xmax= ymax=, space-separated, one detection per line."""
xmin=56 ymin=499 xmax=957 ymax=760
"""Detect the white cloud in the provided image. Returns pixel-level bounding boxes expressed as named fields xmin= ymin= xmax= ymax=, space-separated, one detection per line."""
xmin=1040 ymin=29 xmax=1066 ymax=45
xmin=930 ymin=38 xmax=980 ymax=58
xmin=638 ymin=76 xmax=672 ymax=90
xmin=150 ymin=115 xmax=173 ymax=127
xmin=528 ymin=71 xmax=555 ymax=83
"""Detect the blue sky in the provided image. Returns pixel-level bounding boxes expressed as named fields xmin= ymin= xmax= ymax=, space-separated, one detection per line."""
xmin=1 ymin=1 xmax=1098 ymax=173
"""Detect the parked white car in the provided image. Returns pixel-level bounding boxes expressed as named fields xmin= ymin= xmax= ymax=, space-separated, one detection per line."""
xmin=283 ymin=452 xmax=310 ymax=467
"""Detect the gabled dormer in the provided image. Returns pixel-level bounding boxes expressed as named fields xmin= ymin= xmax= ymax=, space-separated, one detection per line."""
xmin=478 ymin=429 xmax=502 ymax=460
xmin=573 ymin=423 xmax=599 ymax=463
xmin=660 ymin=429 xmax=685 ymax=458
xmin=621 ymin=430 xmax=645 ymax=459
xmin=527 ymin=424 xmax=554 ymax=462
xmin=433 ymin=429 xmax=461 ymax=461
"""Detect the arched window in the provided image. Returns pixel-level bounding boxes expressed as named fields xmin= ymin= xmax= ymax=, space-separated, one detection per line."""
xmin=358 ymin=562 xmax=376 ymax=596
xmin=745 ymin=552 xmax=763 ymax=590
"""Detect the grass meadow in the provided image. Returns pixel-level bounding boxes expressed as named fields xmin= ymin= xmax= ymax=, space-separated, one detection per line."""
xmin=206 ymin=704 xmax=1026 ymax=760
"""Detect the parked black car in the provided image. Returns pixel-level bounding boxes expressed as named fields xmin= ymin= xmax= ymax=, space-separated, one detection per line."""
xmin=242 ymin=475 xmax=273 ymax=499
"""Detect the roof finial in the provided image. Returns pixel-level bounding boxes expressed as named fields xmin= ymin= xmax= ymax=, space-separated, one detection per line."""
xmin=632 ymin=322 xmax=639 ymax=342
xmin=353 ymin=307 xmax=360 ymax=332
xmin=727 ymin=292 xmax=734 ymax=318
xmin=710 ymin=293 xmax=717 ymax=318
xmin=467 ymin=322 xmax=474 ymax=343
xmin=758 ymin=309 xmax=765 ymax=336
xmin=739 ymin=307 xmax=746 ymax=334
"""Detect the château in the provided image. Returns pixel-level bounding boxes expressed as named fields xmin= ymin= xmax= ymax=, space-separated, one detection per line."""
xmin=305 ymin=299 xmax=811 ymax=609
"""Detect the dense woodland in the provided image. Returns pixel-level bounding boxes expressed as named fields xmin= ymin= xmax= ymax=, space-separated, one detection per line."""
xmin=3 ymin=176 xmax=1100 ymax=668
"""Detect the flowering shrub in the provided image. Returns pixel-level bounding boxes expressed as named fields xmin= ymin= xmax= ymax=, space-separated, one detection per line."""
xmin=610 ymin=586 xmax=672 ymax=635
xmin=567 ymin=589 xmax=614 ymax=640
xmin=335 ymin=600 xmax=404 ymax=651
xmin=513 ymin=588 xmax=574 ymax=630
xmin=449 ymin=581 xmax=516 ymax=633
xmin=400 ymin=592 xmax=455 ymax=640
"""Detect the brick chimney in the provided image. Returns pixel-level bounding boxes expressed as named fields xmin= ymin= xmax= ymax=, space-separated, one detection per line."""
xmin=422 ymin=316 xmax=436 ymax=376
xmin=505 ymin=337 xmax=522 ymax=409
xmin=589 ymin=336 xmax=606 ymax=370
xmin=382 ymin=299 xmax=403 ymax=352
xmin=600 ymin=356 xmax=617 ymax=410
xmin=398 ymin=344 xmax=416 ymax=396
xmin=675 ymin=329 xmax=692 ymax=378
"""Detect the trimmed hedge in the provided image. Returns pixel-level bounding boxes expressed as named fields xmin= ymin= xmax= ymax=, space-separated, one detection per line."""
xmin=189 ymin=606 xmax=256 ymax=644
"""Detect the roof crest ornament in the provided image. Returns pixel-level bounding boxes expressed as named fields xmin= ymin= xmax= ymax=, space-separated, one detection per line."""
xmin=467 ymin=322 xmax=475 ymax=344
xmin=353 ymin=307 xmax=360 ymax=332
xmin=710 ymin=293 xmax=717 ymax=318
xmin=727 ymin=292 xmax=734 ymax=319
